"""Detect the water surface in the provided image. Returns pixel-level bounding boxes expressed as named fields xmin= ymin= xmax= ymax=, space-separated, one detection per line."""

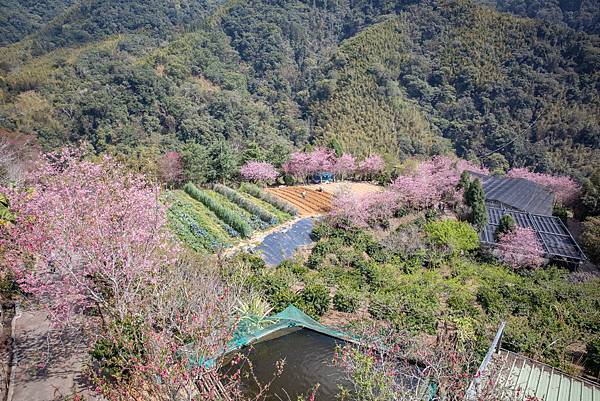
xmin=228 ymin=328 xmax=349 ymax=400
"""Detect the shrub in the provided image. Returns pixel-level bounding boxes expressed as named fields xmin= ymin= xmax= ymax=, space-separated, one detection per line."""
xmin=333 ymin=288 xmax=360 ymax=313
xmin=184 ymin=183 xmax=253 ymax=238
xmin=253 ymin=273 xmax=291 ymax=298
xmin=424 ymin=219 xmax=479 ymax=253
xmin=268 ymin=288 xmax=297 ymax=313
xmin=236 ymin=252 xmax=266 ymax=271
xmin=240 ymin=182 xmax=299 ymax=216
xmin=213 ymin=184 xmax=278 ymax=225
xmin=298 ymin=284 xmax=330 ymax=317
xmin=278 ymin=259 xmax=308 ymax=277
xmin=586 ymin=336 xmax=600 ymax=377
xmin=581 ymin=216 xmax=600 ymax=263
xmin=90 ymin=316 xmax=145 ymax=381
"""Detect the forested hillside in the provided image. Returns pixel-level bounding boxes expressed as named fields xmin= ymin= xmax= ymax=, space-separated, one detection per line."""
xmin=483 ymin=0 xmax=600 ymax=35
xmin=311 ymin=2 xmax=600 ymax=174
xmin=0 ymin=0 xmax=598 ymax=177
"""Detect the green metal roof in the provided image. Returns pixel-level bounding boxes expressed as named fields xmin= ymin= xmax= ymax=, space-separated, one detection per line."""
xmin=489 ymin=350 xmax=600 ymax=400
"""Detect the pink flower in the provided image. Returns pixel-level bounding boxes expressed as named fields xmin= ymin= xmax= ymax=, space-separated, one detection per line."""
xmin=507 ymin=168 xmax=579 ymax=206
xmin=494 ymin=227 xmax=545 ymax=270
xmin=358 ymin=155 xmax=385 ymax=179
xmin=391 ymin=156 xmax=488 ymax=210
xmin=328 ymin=189 xmax=399 ymax=228
xmin=239 ymin=161 xmax=278 ymax=184
xmin=1 ymin=147 xmax=176 ymax=323
xmin=333 ymin=153 xmax=356 ymax=180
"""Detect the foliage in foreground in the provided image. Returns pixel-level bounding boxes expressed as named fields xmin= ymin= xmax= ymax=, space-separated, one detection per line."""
xmin=244 ymin=221 xmax=600 ymax=374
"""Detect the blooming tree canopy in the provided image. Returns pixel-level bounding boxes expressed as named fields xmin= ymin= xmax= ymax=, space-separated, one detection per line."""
xmin=494 ymin=227 xmax=545 ymax=270
xmin=282 ymin=151 xmax=312 ymax=182
xmin=507 ymin=168 xmax=580 ymax=206
xmin=2 ymin=148 xmax=175 ymax=322
xmin=391 ymin=156 xmax=488 ymax=210
xmin=333 ymin=153 xmax=356 ymax=180
xmin=358 ymin=154 xmax=385 ymax=179
xmin=328 ymin=189 xmax=399 ymax=229
xmin=307 ymin=147 xmax=336 ymax=175
xmin=158 ymin=151 xmax=183 ymax=186
xmin=240 ymin=161 xmax=278 ymax=184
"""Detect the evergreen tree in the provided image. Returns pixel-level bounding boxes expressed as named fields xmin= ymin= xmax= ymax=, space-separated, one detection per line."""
xmin=466 ymin=178 xmax=488 ymax=230
xmin=328 ymin=138 xmax=343 ymax=157
xmin=180 ymin=142 xmax=208 ymax=184
xmin=496 ymin=214 xmax=516 ymax=239
xmin=240 ymin=142 xmax=265 ymax=164
xmin=458 ymin=171 xmax=471 ymax=190
xmin=206 ymin=141 xmax=237 ymax=184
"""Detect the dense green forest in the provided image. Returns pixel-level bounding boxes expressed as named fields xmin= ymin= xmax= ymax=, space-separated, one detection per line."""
xmin=0 ymin=0 xmax=598 ymax=177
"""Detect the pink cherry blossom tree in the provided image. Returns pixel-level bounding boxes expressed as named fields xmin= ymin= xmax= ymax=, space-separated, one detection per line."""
xmin=507 ymin=168 xmax=580 ymax=207
xmin=328 ymin=189 xmax=399 ymax=229
xmin=1 ymin=147 xmax=175 ymax=324
xmin=358 ymin=154 xmax=385 ymax=181
xmin=307 ymin=147 xmax=336 ymax=176
xmin=493 ymin=227 xmax=545 ymax=270
xmin=240 ymin=161 xmax=278 ymax=185
xmin=158 ymin=151 xmax=183 ymax=187
xmin=333 ymin=153 xmax=356 ymax=181
xmin=282 ymin=151 xmax=312 ymax=183
xmin=391 ymin=156 xmax=488 ymax=210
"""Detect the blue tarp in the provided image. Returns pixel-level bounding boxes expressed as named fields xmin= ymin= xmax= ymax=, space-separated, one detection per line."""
xmin=254 ymin=218 xmax=317 ymax=265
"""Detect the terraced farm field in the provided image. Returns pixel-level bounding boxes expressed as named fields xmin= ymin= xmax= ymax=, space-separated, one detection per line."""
xmin=167 ymin=184 xmax=297 ymax=252
xmin=266 ymin=187 xmax=333 ymax=216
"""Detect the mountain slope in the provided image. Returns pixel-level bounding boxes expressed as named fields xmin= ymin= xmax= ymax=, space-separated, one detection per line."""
xmin=0 ymin=0 xmax=598 ymax=177
xmin=310 ymin=1 xmax=600 ymax=175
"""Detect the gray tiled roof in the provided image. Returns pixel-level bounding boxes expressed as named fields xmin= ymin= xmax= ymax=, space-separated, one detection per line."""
xmin=470 ymin=172 xmax=555 ymax=215
xmin=481 ymin=205 xmax=586 ymax=262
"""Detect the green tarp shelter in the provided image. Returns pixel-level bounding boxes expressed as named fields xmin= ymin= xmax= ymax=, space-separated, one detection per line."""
xmin=228 ymin=305 xmax=358 ymax=355
xmin=193 ymin=305 xmax=437 ymax=400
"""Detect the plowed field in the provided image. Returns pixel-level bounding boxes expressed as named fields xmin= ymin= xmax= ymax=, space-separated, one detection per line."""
xmin=266 ymin=187 xmax=332 ymax=216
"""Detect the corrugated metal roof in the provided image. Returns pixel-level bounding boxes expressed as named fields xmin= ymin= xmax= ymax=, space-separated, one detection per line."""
xmin=481 ymin=205 xmax=586 ymax=262
xmin=488 ymin=350 xmax=600 ymax=401
xmin=470 ymin=172 xmax=555 ymax=215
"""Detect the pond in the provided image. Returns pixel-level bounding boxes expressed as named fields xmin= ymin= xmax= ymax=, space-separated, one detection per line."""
xmin=254 ymin=218 xmax=317 ymax=266
xmin=225 ymin=328 xmax=350 ymax=400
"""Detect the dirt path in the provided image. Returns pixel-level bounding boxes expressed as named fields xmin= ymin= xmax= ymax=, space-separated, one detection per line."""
xmin=8 ymin=306 xmax=103 ymax=401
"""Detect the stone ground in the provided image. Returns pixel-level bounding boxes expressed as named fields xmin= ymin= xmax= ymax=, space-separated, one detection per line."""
xmin=8 ymin=305 xmax=102 ymax=401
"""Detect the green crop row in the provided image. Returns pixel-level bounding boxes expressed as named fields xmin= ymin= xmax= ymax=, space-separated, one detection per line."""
xmin=164 ymin=191 xmax=233 ymax=252
xmin=239 ymin=183 xmax=299 ymax=216
xmin=213 ymin=184 xmax=278 ymax=225
xmin=183 ymin=183 xmax=254 ymax=238
xmin=238 ymin=191 xmax=292 ymax=223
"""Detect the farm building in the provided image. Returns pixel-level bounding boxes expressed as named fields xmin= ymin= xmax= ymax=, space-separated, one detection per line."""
xmin=468 ymin=323 xmax=600 ymax=400
xmin=469 ymin=173 xmax=586 ymax=264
